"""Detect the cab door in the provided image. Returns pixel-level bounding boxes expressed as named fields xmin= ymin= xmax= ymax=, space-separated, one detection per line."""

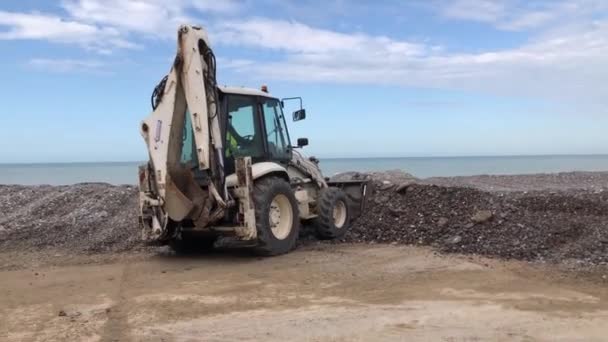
xmin=223 ymin=94 xmax=265 ymax=174
xmin=260 ymin=98 xmax=292 ymax=162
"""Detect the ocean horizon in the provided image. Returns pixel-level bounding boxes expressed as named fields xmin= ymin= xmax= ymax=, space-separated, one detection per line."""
xmin=3 ymin=154 xmax=608 ymax=185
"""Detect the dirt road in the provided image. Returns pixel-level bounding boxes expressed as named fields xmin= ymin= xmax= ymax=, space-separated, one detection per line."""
xmin=1 ymin=244 xmax=607 ymax=341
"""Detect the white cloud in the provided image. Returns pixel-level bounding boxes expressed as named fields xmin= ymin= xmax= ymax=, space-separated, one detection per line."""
xmin=498 ymin=10 xmax=556 ymax=30
xmin=61 ymin=0 xmax=241 ymax=37
xmin=216 ymin=57 xmax=255 ymax=71
xmin=0 ymin=0 xmax=244 ymax=53
xmin=3 ymin=0 xmax=608 ymax=110
xmin=61 ymin=0 xmax=186 ymax=37
xmin=438 ymin=0 xmax=608 ymax=31
xmin=441 ymin=0 xmax=507 ymax=23
xmin=0 ymin=11 xmax=135 ymax=52
xmin=439 ymin=0 xmax=559 ymax=31
xmin=27 ymin=58 xmax=107 ymax=73
xmin=214 ymin=18 xmax=428 ymax=60
xmin=216 ymin=17 xmax=608 ymax=107
xmin=189 ymin=0 xmax=241 ymax=13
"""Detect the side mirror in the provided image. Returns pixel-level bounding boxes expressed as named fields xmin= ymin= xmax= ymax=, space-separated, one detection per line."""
xmin=297 ymin=137 xmax=309 ymax=148
xmin=293 ymin=109 xmax=306 ymax=121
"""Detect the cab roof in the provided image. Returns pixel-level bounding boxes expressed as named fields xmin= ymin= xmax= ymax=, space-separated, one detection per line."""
xmin=218 ymin=85 xmax=275 ymax=98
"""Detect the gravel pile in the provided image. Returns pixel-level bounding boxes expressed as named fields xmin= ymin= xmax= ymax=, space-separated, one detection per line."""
xmin=0 ymin=183 xmax=140 ymax=253
xmin=1 ymin=171 xmax=607 ymax=265
xmin=345 ymin=173 xmax=608 ymax=265
xmin=424 ymin=171 xmax=608 ymax=192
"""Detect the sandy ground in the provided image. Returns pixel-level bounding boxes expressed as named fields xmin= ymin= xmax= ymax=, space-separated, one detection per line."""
xmin=1 ymin=244 xmax=607 ymax=342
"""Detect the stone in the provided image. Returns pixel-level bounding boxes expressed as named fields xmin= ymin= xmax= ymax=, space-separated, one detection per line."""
xmin=396 ymin=181 xmax=415 ymax=193
xmin=388 ymin=207 xmax=402 ymax=217
xmin=471 ymin=210 xmax=493 ymax=223
xmin=448 ymin=235 xmax=462 ymax=244
xmin=379 ymin=183 xmax=395 ymax=191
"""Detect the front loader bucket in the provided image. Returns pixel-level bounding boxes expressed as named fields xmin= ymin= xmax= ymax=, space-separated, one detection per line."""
xmin=326 ymin=179 xmax=371 ymax=220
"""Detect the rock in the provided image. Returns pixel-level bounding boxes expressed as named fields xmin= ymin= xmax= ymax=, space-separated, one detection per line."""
xmin=379 ymin=183 xmax=395 ymax=191
xmin=448 ymin=235 xmax=462 ymax=244
xmin=471 ymin=210 xmax=493 ymax=223
xmin=437 ymin=217 xmax=449 ymax=227
xmin=388 ymin=207 xmax=402 ymax=217
xmin=375 ymin=195 xmax=390 ymax=204
xmin=58 ymin=310 xmax=67 ymax=317
xmin=396 ymin=181 xmax=415 ymax=193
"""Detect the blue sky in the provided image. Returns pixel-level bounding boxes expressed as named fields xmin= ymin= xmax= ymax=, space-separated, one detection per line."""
xmin=1 ymin=0 xmax=608 ymax=162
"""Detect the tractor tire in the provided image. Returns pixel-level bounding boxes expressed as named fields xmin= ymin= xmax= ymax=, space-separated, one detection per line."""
xmin=314 ymin=187 xmax=350 ymax=240
xmin=169 ymin=232 xmax=216 ymax=255
xmin=253 ymin=177 xmax=300 ymax=256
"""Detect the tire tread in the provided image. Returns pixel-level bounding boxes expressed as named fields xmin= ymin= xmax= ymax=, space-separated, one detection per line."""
xmin=315 ymin=187 xmax=350 ymax=239
xmin=252 ymin=177 xmax=299 ymax=256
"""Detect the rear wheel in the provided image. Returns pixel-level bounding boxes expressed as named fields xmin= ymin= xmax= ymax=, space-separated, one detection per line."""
xmin=315 ymin=187 xmax=350 ymax=239
xmin=253 ymin=177 xmax=300 ymax=256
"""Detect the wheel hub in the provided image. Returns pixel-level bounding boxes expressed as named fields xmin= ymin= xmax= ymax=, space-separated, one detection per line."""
xmin=269 ymin=194 xmax=293 ymax=240
xmin=333 ymin=200 xmax=347 ymax=229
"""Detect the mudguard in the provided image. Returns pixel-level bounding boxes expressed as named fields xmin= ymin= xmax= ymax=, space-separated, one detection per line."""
xmin=225 ymin=162 xmax=288 ymax=187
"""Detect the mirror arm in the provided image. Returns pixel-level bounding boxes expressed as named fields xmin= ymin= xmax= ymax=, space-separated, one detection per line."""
xmin=281 ymin=97 xmax=303 ymax=110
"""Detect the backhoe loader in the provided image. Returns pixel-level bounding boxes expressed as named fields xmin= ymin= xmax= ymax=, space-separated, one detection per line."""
xmin=138 ymin=24 xmax=368 ymax=255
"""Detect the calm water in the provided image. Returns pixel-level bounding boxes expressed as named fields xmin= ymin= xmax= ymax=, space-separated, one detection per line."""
xmin=3 ymin=155 xmax=608 ymax=185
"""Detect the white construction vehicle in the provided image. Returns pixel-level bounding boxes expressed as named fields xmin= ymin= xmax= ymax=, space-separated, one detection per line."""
xmin=138 ymin=24 xmax=368 ymax=255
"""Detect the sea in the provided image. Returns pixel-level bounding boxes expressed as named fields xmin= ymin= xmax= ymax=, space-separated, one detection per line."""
xmin=3 ymin=155 xmax=608 ymax=185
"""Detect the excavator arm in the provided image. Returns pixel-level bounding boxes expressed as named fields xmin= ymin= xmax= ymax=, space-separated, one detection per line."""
xmin=139 ymin=25 xmax=228 ymax=241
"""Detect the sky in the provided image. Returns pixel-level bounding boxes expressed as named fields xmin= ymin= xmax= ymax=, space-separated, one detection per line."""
xmin=1 ymin=0 xmax=608 ymax=163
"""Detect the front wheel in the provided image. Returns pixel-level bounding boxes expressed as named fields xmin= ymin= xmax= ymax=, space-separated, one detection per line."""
xmin=314 ymin=187 xmax=351 ymax=239
xmin=253 ymin=177 xmax=300 ymax=256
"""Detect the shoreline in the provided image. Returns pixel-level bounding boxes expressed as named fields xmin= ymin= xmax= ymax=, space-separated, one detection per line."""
xmin=4 ymin=155 xmax=608 ymax=184
xmin=3 ymin=169 xmax=608 ymax=189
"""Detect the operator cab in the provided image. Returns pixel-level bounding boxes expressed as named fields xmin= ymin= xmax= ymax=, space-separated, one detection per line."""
xmin=218 ymin=86 xmax=297 ymax=174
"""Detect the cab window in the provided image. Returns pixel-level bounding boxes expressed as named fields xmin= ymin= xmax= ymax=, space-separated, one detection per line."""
xmin=181 ymin=109 xmax=198 ymax=167
xmin=225 ymin=95 xmax=264 ymax=158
